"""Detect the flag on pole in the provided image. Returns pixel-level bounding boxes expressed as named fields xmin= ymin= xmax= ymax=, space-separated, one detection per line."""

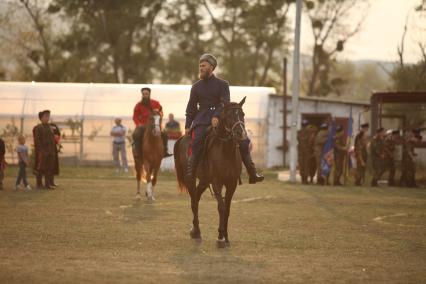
xmin=321 ymin=120 xmax=336 ymax=177
xmin=347 ymin=107 xmax=353 ymax=169
xmin=344 ymin=107 xmax=353 ymax=184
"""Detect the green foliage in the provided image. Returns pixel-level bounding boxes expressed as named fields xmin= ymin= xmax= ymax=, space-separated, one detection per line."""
xmin=391 ymin=60 xmax=426 ymax=91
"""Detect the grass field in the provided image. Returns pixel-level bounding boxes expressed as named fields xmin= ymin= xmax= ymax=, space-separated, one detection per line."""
xmin=0 ymin=166 xmax=425 ymax=283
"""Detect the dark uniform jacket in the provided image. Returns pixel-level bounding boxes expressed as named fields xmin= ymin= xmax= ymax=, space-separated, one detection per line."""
xmin=185 ymin=75 xmax=230 ymax=129
xmin=0 ymin=138 xmax=5 ymax=160
xmin=354 ymin=132 xmax=367 ymax=165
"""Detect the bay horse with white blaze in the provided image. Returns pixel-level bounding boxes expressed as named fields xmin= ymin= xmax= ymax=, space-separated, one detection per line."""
xmin=174 ymin=98 xmax=247 ymax=248
xmin=134 ymin=110 xmax=164 ymax=201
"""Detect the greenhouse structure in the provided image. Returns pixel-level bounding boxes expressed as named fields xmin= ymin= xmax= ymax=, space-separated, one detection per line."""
xmin=0 ymin=82 xmax=274 ymax=169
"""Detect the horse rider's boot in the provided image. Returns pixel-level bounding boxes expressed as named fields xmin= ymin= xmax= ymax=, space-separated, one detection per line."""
xmin=241 ymin=151 xmax=264 ymax=184
xmin=184 ymin=155 xmax=197 ymax=188
xmin=161 ymin=132 xmax=173 ymax=158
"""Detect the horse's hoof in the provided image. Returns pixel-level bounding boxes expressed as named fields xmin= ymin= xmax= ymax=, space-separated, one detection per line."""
xmin=216 ymin=238 xmax=226 ymax=248
xmin=189 ymin=228 xmax=201 ymax=240
xmin=135 ymin=193 xmax=142 ymax=200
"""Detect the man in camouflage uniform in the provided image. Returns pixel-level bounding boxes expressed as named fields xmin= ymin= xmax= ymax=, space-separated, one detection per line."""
xmin=383 ymin=129 xmax=400 ymax=186
xmin=297 ymin=119 xmax=314 ymax=184
xmin=333 ymin=125 xmax=347 ymax=186
xmin=400 ymin=130 xmax=422 ymax=187
xmin=354 ymin=123 xmax=369 ymax=186
xmin=370 ymin=127 xmax=386 ymax=187
xmin=33 ymin=110 xmax=56 ymax=189
xmin=314 ymin=123 xmax=329 ymax=185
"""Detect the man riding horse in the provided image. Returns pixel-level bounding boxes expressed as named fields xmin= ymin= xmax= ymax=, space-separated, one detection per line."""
xmin=184 ymin=54 xmax=264 ymax=185
xmin=132 ymin=87 xmax=172 ymax=160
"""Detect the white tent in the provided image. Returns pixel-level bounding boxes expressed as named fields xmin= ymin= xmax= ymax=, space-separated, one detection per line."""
xmin=0 ymin=82 xmax=275 ymax=168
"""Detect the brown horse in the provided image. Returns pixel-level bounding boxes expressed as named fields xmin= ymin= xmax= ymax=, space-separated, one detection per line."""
xmin=134 ymin=110 xmax=164 ymax=201
xmin=174 ymin=98 xmax=247 ymax=248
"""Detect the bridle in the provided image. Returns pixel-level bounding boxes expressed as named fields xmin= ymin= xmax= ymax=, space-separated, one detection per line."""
xmin=217 ymin=105 xmax=247 ymax=142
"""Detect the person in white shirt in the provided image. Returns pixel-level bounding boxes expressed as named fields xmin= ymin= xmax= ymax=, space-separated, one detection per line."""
xmin=110 ymin=118 xmax=128 ymax=172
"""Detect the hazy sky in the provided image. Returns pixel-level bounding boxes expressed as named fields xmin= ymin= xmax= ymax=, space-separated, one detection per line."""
xmin=298 ymin=0 xmax=424 ymax=63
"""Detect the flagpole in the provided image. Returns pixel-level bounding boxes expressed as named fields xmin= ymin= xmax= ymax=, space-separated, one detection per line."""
xmin=289 ymin=0 xmax=302 ymax=183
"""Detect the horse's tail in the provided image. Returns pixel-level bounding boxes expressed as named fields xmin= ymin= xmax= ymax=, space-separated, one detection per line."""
xmin=174 ymin=136 xmax=188 ymax=193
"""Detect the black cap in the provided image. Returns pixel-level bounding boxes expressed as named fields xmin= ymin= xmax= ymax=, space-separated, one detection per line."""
xmin=377 ymin=127 xmax=385 ymax=133
xmin=336 ymin=125 xmax=343 ymax=132
xmin=361 ymin=123 xmax=369 ymax=128
xmin=412 ymin=128 xmax=421 ymax=134
xmin=392 ymin=129 xmax=400 ymax=135
xmin=141 ymin=87 xmax=151 ymax=94
xmin=38 ymin=110 xmax=50 ymax=120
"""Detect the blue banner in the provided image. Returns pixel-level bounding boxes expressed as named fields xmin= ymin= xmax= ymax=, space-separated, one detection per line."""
xmin=321 ymin=120 xmax=336 ymax=177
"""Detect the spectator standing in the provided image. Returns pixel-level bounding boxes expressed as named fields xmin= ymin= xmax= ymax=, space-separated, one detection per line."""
xmin=111 ymin=118 xmax=128 ymax=172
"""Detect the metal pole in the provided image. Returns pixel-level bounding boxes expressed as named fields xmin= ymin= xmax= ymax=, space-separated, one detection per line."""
xmin=282 ymin=57 xmax=287 ymax=167
xmin=289 ymin=0 xmax=302 ymax=182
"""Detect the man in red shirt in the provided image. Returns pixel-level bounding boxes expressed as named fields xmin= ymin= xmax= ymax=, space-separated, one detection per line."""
xmin=132 ymin=87 xmax=172 ymax=159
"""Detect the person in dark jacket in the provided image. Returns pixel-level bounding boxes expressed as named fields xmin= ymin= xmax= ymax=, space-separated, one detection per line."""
xmin=33 ymin=110 xmax=56 ymax=189
xmin=184 ymin=54 xmax=264 ymax=185
xmin=0 ymin=137 xmax=5 ymax=190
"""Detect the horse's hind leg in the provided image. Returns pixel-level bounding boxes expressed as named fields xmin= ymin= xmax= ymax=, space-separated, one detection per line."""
xmin=212 ymin=182 xmax=226 ymax=248
xmin=189 ymin=180 xmax=209 ymax=240
xmin=224 ymin=181 xmax=237 ymax=246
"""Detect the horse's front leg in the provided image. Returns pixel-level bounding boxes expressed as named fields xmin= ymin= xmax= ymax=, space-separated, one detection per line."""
xmin=212 ymin=181 xmax=226 ymax=248
xmin=224 ymin=181 xmax=237 ymax=246
xmin=145 ymin=163 xmax=153 ymax=201
xmin=189 ymin=180 xmax=209 ymax=240
xmin=151 ymin=166 xmax=159 ymax=201
xmin=135 ymin=159 xmax=142 ymax=199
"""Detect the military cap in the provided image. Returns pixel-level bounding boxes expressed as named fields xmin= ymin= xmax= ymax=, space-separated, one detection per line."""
xmin=199 ymin=53 xmax=218 ymax=69
xmin=412 ymin=128 xmax=421 ymax=135
xmin=392 ymin=129 xmax=400 ymax=135
xmin=320 ymin=123 xmax=328 ymax=130
xmin=360 ymin=123 xmax=369 ymax=128
xmin=376 ymin=127 xmax=385 ymax=133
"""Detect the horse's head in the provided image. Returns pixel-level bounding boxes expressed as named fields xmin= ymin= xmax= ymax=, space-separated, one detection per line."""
xmin=220 ymin=97 xmax=247 ymax=141
xmin=148 ymin=109 xmax=162 ymax=136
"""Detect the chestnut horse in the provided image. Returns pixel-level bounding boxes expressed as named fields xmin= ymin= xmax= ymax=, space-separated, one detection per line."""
xmin=134 ymin=110 xmax=164 ymax=201
xmin=174 ymin=98 xmax=247 ymax=248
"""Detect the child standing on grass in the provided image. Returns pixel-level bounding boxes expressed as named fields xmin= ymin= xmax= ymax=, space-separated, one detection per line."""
xmin=15 ymin=135 xmax=31 ymax=191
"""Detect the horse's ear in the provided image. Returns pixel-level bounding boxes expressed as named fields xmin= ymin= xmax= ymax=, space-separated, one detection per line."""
xmin=238 ymin=96 xmax=246 ymax=107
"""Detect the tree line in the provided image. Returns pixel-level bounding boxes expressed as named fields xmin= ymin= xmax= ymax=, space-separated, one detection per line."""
xmin=0 ymin=0 xmax=424 ymax=97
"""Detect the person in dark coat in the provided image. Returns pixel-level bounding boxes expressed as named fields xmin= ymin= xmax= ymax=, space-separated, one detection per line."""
xmin=33 ymin=110 xmax=56 ymax=189
xmin=184 ymin=53 xmax=264 ymax=185
xmin=0 ymin=138 xmax=5 ymax=190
